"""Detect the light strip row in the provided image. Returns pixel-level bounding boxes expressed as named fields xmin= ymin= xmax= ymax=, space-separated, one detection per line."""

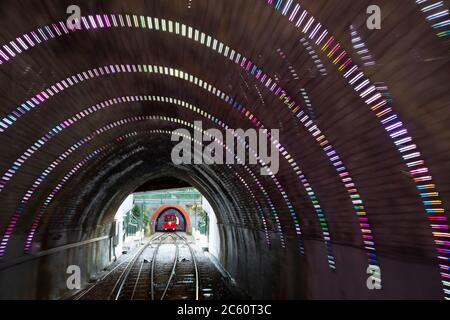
xmin=349 ymin=25 xmax=376 ymax=67
xmin=0 ymin=116 xmax=162 ymax=256
xmin=267 ymin=0 xmax=448 ymax=297
xmin=416 ymin=0 xmax=450 ymax=38
xmin=300 ymin=37 xmax=328 ymax=75
xmin=3 ymin=103 xmax=281 ymax=256
xmin=26 ymin=118 xmax=293 ymax=253
xmin=0 ymin=13 xmax=371 ymax=268
xmin=0 ymin=62 xmax=340 ymax=265
xmin=25 ymin=143 xmax=146 ymax=252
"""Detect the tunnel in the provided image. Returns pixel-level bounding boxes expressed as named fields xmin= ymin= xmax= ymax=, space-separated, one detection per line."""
xmin=0 ymin=0 xmax=449 ymax=302
xmin=152 ymin=205 xmax=189 ymax=232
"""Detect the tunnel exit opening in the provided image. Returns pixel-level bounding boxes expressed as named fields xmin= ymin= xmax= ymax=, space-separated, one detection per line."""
xmin=153 ymin=206 xmax=188 ymax=232
xmin=112 ymin=185 xmax=221 ymax=262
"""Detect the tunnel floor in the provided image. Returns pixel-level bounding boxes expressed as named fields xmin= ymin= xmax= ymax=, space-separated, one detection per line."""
xmin=71 ymin=233 xmax=245 ymax=300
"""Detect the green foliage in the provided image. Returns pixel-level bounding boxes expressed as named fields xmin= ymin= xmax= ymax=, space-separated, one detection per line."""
xmin=131 ymin=205 xmax=140 ymax=220
xmin=198 ymin=218 xmax=207 ymax=234
xmin=143 ymin=212 xmax=150 ymax=225
xmin=131 ymin=204 xmax=152 ymax=233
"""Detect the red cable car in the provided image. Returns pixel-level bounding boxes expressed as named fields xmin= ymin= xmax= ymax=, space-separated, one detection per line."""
xmin=163 ymin=213 xmax=179 ymax=231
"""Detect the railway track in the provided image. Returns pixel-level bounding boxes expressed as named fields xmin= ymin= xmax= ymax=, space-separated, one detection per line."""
xmin=73 ymin=232 xmax=227 ymax=300
xmin=72 ymin=233 xmax=166 ymax=300
xmin=151 ymin=232 xmax=199 ymax=300
xmin=114 ymin=233 xmax=169 ymax=300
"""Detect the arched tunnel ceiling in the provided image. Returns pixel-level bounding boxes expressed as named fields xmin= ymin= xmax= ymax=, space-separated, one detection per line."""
xmin=0 ymin=0 xmax=449 ymax=300
xmin=133 ymin=177 xmax=191 ymax=192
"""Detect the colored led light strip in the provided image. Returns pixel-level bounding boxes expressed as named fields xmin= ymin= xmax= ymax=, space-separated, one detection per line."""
xmin=300 ymin=88 xmax=317 ymax=123
xmin=267 ymin=0 xmax=449 ymax=297
xmin=0 ymin=75 xmax=295 ymax=249
xmin=2 ymin=5 xmax=443 ymax=287
xmin=349 ymin=25 xmax=376 ymax=67
xmin=25 ymin=129 xmax=271 ymax=252
xmin=276 ymin=48 xmax=300 ymax=80
xmin=4 ymin=103 xmax=281 ymax=255
xmin=416 ymin=0 xmax=450 ymax=39
xmin=232 ymin=170 xmax=271 ymax=245
xmin=299 ymin=37 xmax=327 ymax=75
xmin=0 ymin=14 xmax=370 ymax=268
xmin=0 ymin=62 xmax=340 ymax=266
xmin=0 ymin=116 xmax=161 ymax=257
xmin=0 ymin=14 xmax=354 ymax=266
xmin=23 ymin=143 xmax=146 ymax=253
xmin=23 ymin=120 xmax=288 ymax=255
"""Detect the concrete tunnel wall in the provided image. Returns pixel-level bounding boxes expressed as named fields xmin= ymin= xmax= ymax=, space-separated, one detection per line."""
xmin=0 ymin=144 xmax=289 ymax=299
xmin=0 ymin=0 xmax=449 ymax=300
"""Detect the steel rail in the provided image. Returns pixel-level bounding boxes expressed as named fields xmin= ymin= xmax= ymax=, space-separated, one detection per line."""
xmin=160 ymin=235 xmax=180 ymax=300
xmin=130 ymin=260 xmax=145 ymax=300
xmin=173 ymin=232 xmax=199 ymax=300
xmin=73 ymin=236 xmax=157 ymax=300
xmin=150 ymin=233 xmax=173 ymax=300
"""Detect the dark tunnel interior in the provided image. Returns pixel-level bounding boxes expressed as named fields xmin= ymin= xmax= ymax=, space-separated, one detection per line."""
xmin=0 ymin=0 xmax=449 ymax=301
